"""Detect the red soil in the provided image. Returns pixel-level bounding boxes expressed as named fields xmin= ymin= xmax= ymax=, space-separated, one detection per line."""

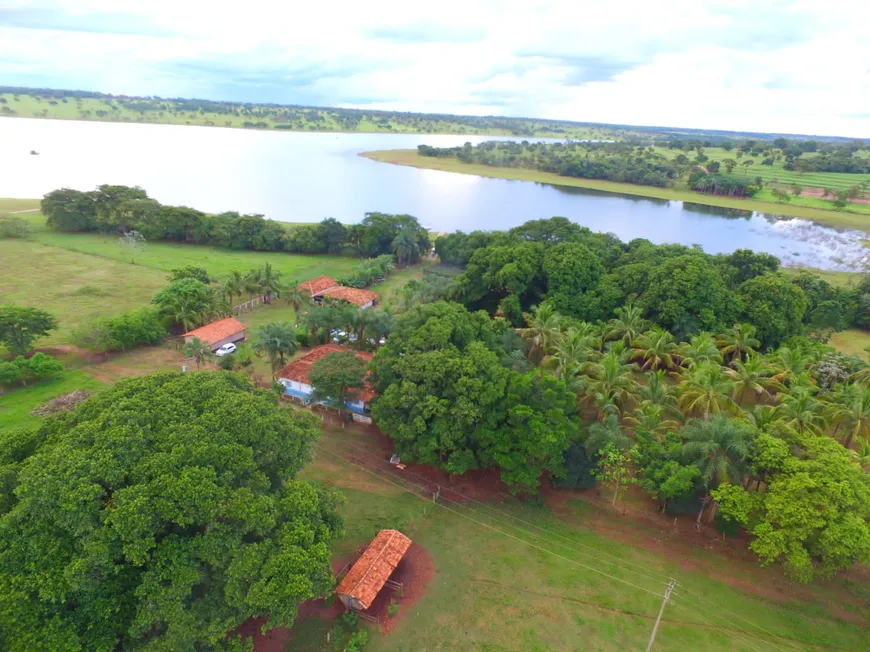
xmin=788 ymin=186 xmax=870 ymax=205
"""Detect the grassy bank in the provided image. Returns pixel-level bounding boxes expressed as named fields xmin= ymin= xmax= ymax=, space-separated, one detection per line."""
xmin=362 ymin=150 xmax=870 ymax=232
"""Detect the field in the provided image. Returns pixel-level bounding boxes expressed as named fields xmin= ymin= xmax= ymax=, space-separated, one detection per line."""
xmin=0 ymin=93 xmax=607 ymax=139
xmin=291 ymin=427 xmax=870 ymax=651
xmin=362 ymin=150 xmax=870 ymax=233
xmin=0 ymin=369 xmax=106 ymax=431
xmin=829 ymin=329 xmax=870 ymax=358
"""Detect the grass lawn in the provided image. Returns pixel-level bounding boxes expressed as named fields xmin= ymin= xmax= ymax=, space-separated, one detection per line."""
xmin=363 ymin=150 xmax=870 ymax=232
xmin=780 ymin=266 xmax=863 ymax=288
xmin=0 ymin=369 xmax=106 ymax=432
xmin=298 ymin=427 xmax=869 ymax=651
xmin=26 ymin=223 xmax=360 ymax=280
xmin=0 ymin=198 xmax=40 ymax=213
xmin=829 ymin=329 xmax=870 ymax=358
xmin=0 ymin=238 xmax=168 ymax=345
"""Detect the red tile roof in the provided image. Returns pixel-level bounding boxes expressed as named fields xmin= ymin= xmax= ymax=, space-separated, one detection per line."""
xmin=182 ymin=317 xmax=247 ymax=345
xmin=336 ymin=530 xmax=412 ymax=610
xmin=276 ymin=345 xmax=375 ymax=403
xmin=319 ymin=285 xmax=380 ymax=307
xmin=300 ymin=275 xmax=339 ymax=295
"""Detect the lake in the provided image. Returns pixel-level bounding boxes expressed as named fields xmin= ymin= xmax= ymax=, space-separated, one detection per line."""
xmin=1 ymin=117 xmax=867 ymax=271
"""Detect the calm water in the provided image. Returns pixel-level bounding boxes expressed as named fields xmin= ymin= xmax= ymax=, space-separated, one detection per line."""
xmin=1 ymin=118 xmax=866 ymax=271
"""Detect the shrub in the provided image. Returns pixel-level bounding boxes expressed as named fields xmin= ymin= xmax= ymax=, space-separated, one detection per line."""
xmin=295 ymin=326 xmax=311 ymax=348
xmin=218 ymin=355 xmax=236 ymax=371
xmin=0 ymin=215 xmax=31 ymax=239
xmin=387 ymin=599 xmax=400 ymax=617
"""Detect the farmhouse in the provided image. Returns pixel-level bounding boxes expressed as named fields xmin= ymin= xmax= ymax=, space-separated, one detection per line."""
xmin=183 ymin=317 xmax=247 ymax=351
xmin=299 ymin=275 xmax=380 ymax=309
xmin=336 ymin=530 xmax=412 ymax=612
xmin=299 ymin=275 xmax=339 ymax=296
xmin=319 ymin=285 xmax=380 ymax=309
xmin=275 ymin=343 xmax=376 ymax=414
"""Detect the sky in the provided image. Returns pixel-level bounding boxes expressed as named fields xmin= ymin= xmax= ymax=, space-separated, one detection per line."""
xmin=1 ymin=0 xmax=869 ymax=138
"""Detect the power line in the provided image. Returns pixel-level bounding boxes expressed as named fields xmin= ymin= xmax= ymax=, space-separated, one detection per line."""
xmin=666 ymin=598 xmax=772 ymax=652
xmin=314 ymin=445 xmax=665 ymax=599
xmin=333 ymin=438 xmax=674 ymax=583
xmin=317 ymin=441 xmax=667 ymax=593
xmin=676 ymin=585 xmax=804 ymax=652
xmin=318 ymin=441 xmax=806 ymax=651
xmin=316 ymin=444 xmax=788 ymax=651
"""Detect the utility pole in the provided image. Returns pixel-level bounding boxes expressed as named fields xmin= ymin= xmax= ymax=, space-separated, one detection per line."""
xmin=645 ymin=578 xmax=677 ymax=652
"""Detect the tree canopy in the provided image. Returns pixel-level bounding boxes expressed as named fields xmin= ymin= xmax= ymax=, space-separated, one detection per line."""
xmin=0 ymin=304 xmax=58 ymax=355
xmin=0 ymin=372 xmax=341 ymax=651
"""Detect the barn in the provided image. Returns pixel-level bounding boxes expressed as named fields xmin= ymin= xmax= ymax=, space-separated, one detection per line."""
xmin=335 ymin=530 xmax=412 ymax=612
xmin=182 ymin=317 xmax=247 ymax=352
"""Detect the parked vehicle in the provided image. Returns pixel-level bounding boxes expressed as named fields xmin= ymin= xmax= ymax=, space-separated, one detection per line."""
xmin=215 ymin=343 xmax=237 ymax=356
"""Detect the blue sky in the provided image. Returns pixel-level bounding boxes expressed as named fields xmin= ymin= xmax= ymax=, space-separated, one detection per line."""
xmin=1 ymin=0 xmax=868 ymax=137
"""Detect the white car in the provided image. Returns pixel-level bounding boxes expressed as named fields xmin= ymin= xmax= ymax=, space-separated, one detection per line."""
xmin=215 ymin=343 xmax=237 ymax=357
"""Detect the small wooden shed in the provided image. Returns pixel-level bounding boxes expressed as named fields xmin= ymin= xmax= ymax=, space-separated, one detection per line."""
xmin=335 ymin=530 xmax=412 ymax=611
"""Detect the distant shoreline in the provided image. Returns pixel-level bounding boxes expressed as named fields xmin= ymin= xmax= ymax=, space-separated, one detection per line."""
xmin=360 ymin=149 xmax=870 ymax=233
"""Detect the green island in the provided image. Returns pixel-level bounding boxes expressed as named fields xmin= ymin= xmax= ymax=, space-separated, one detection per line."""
xmin=2 ymin=188 xmax=870 ymax=651
xmin=363 ymin=142 xmax=870 ymax=231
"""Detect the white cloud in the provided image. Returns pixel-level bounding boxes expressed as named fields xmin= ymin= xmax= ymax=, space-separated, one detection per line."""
xmin=0 ymin=0 xmax=868 ymax=136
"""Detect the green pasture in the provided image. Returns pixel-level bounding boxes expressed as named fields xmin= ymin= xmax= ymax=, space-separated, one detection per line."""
xmin=295 ymin=428 xmax=869 ymax=651
xmin=0 ymin=369 xmax=106 ymax=432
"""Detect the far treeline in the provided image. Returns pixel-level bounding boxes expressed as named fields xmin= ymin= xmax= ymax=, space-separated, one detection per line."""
xmin=418 ymin=139 xmax=870 ymax=200
xmin=40 ymin=185 xmax=430 ymax=269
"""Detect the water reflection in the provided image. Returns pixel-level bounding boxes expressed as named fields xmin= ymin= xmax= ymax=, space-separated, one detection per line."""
xmin=0 ymin=118 xmax=866 ymax=272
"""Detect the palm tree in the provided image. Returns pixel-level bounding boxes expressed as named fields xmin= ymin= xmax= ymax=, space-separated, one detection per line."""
xmin=584 ymin=350 xmax=637 ymax=421
xmin=253 ymin=322 xmax=298 ymax=372
xmin=677 ymin=362 xmax=738 ymax=419
xmin=769 ymin=345 xmax=811 ymax=386
xmin=221 ymin=270 xmax=246 ymax=311
xmin=724 ymin=355 xmax=783 ymax=404
xmin=629 ymin=327 xmax=679 ymax=371
xmin=681 ymin=416 xmax=750 ymax=524
xmin=258 ymin=262 xmax=282 ymax=304
xmin=184 ymin=336 xmax=213 ymax=369
xmin=774 ymin=386 xmax=826 ymax=435
xmin=679 ymin=332 xmax=722 ymax=371
xmin=604 ymin=303 xmax=646 ymax=346
xmin=626 ymin=403 xmax=679 ymax=441
xmin=742 ymin=404 xmax=780 ymax=430
xmin=519 ymin=303 xmax=563 ymax=363
xmin=848 ymin=440 xmax=870 ymax=470
xmin=391 ymin=230 xmax=419 ymax=267
xmin=584 ymin=414 xmax=631 ymax=455
xmin=717 ymin=323 xmax=760 ymax=363
xmin=827 ymin=384 xmax=870 ymax=449
xmin=244 ymin=267 xmax=264 ymax=302
xmin=282 ymin=280 xmax=310 ymax=325
xmin=544 ymin=323 xmax=601 ymax=376
xmin=168 ymin=298 xmax=209 ymax=332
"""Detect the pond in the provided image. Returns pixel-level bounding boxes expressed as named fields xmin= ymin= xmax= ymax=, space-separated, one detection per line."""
xmin=1 ymin=117 xmax=866 ymax=271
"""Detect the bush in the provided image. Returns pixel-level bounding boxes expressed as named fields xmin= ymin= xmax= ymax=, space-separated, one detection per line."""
xmin=73 ymin=308 xmax=166 ymax=353
xmin=218 ymin=354 xmax=236 ymax=371
xmin=0 ymin=215 xmax=31 ymax=239
xmin=347 ymin=630 xmax=368 ymax=652
xmin=387 ymin=599 xmax=400 ymax=617
xmin=295 ymin=326 xmax=311 ymax=347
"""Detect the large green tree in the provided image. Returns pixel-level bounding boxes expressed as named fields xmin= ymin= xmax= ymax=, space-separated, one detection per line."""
xmin=0 ymin=372 xmax=341 ymax=650
xmin=151 ymin=278 xmax=215 ymax=330
xmin=542 ymin=242 xmax=604 ymax=320
xmin=309 ymin=351 xmax=367 ymax=408
xmin=714 ymin=435 xmax=870 ymax=583
xmin=640 ymin=254 xmax=734 ymax=336
xmin=738 ymin=274 xmax=808 ymax=349
xmin=0 ymin=304 xmax=58 ymax=355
